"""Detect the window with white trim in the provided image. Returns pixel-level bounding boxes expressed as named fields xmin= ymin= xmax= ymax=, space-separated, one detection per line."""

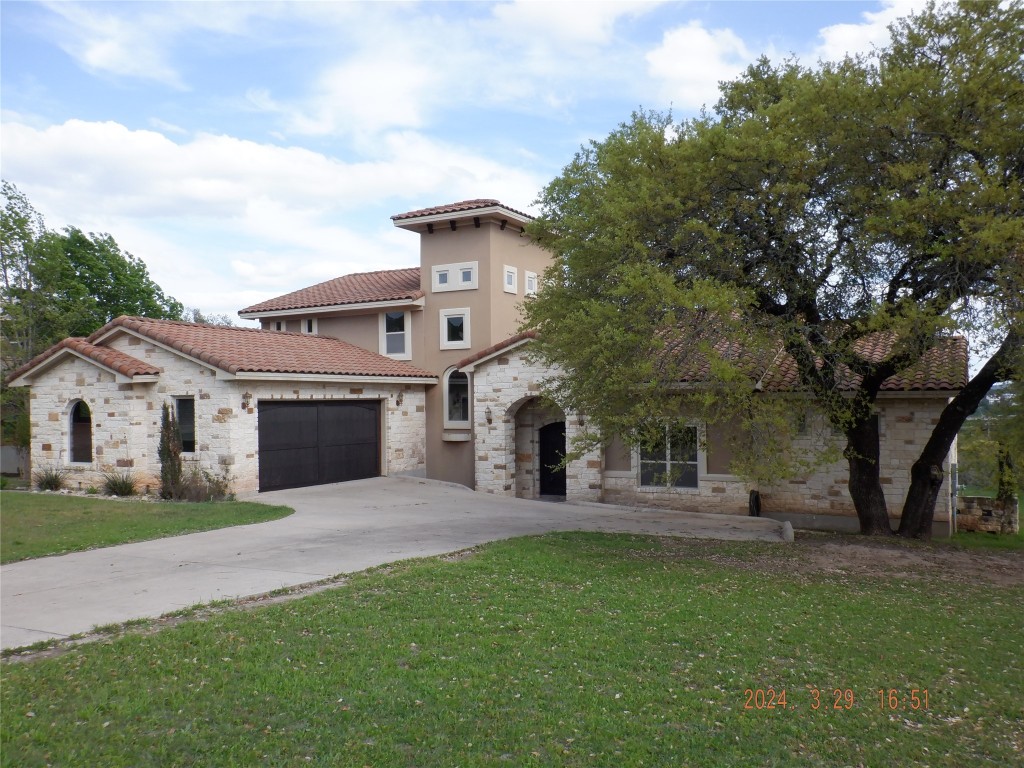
xmin=639 ymin=423 xmax=699 ymax=488
xmin=379 ymin=310 xmax=411 ymax=359
xmin=177 ymin=397 xmax=196 ymax=453
xmin=525 ymin=270 xmax=538 ymax=296
xmin=440 ymin=307 xmax=471 ymax=350
xmin=432 ymin=262 xmax=478 ymax=292
xmin=444 ymin=369 xmax=470 ymax=427
xmin=301 ymin=317 xmax=318 ymax=335
xmin=272 ymin=320 xmax=284 ymax=331
xmin=503 ymin=265 xmax=518 ymax=294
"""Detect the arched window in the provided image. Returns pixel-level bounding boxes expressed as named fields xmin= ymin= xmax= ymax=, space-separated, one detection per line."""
xmin=70 ymin=401 xmax=93 ymax=463
xmin=444 ymin=369 xmax=470 ymax=428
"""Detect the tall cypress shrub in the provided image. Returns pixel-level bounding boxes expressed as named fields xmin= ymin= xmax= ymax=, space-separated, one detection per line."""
xmin=159 ymin=402 xmax=183 ymax=499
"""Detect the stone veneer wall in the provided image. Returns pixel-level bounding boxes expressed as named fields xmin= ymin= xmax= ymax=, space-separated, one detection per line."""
xmin=472 ymin=346 xmax=601 ymax=501
xmin=26 ymin=335 xmax=427 ymax=496
xmin=604 ymin=398 xmax=954 ymax=528
xmin=470 ymin=346 xmax=954 ymax=532
xmin=956 ymin=496 xmax=1019 ymax=535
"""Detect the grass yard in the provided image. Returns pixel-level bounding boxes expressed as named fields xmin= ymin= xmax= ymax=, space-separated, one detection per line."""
xmin=2 ymin=532 xmax=1021 ymax=767
xmin=0 ymin=492 xmax=293 ymax=563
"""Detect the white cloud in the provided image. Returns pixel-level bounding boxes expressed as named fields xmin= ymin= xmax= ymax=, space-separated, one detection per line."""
xmin=645 ymin=22 xmax=753 ymax=112
xmin=811 ymin=0 xmax=932 ymax=62
xmin=491 ymin=1 xmax=661 ymax=46
xmin=1 ymin=117 xmax=544 ymax=319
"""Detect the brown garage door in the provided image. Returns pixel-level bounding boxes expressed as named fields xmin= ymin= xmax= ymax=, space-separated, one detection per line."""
xmin=258 ymin=401 xmax=380 ymax=492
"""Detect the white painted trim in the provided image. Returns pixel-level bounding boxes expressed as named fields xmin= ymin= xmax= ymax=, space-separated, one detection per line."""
xmin=503 ymin=265 xmax=518 ymax=294
xmin=634 ymin=422 xmax=705 ymax=490
xmin=525 ymin=270 xmax=538 ymax=296
xmin=238 ymin=296 xmax=425 ymax=320
xmin=378 ymin=310 xmax=412 ymax=361
xmin=300 ymin=317 xmax=318 ymax=335
xmin=392 ymin=205 xmax=532 ymax=228
xmin=443 ymin=367 xmax=472 ymax=428
xmin=440 ymin=307 xmax=471 ymax=350
xmin=432 ymin=262 xmax=478 ymax=293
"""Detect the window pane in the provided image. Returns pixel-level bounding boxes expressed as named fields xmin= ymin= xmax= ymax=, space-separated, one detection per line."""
xmin=670 ymin=462 xmax=698 ymax=488
xmin=437 ymin=271 xmax=449 ymax=284
xmin=177 ymin=398 xmax=196 ymax=453
xmin=385 ymin=311 xmax=404 ymax=333
xmin=70 ymin=401 xmax=93 ymax=462
xmin=386 ymin=334 xmax=405 ymax=354
xmin=506 ymin=271 xmax=514 ymax=286
xmin=640 ymin=462 xmax=663 ymax=486
xmin=461 ymin=269 xmax=473 ymax=283
xmin=639 ymin=430 xmax=667 ymax=463
xmin=446 ymin=315 xmax=464 ymax=342
xmin=669 ymin=424 xmax=697 ymax=462
xmin=447 ymin=372 xmax=469 ymax=422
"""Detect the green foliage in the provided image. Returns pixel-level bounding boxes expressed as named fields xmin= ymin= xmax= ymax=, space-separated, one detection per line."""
xmin=176 ymin=464 xmax=232 ymax=503
xmin=524 ymin=2 xmax=1023 ymax=513
xmin=0 ymin=492 xmax=292 ymax=563
xmin=158 ymin=403 xmax=184 ymax=500
xmin=957 ymin=382 xmax=1024 ymax=498
xmin=1 ymin=181 xmax=184 ymax=445
xmin=1 ymin=534 xmax=1021 ymax=764
xmin=33 ymin=466 xmax=68 ymax=491
xmin=102 ymin=471 xmax=138 ymax=497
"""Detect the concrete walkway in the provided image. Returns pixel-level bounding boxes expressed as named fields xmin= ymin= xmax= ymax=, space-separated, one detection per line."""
xmin=1 ymin=477 xmax=790 ymax=650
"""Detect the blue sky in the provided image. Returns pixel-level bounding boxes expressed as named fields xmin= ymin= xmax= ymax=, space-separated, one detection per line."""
xmin=1 ymin=0 xmax=929 ymax=323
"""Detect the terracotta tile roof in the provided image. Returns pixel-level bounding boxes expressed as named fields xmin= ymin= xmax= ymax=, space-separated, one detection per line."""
xmin=238 ymin=267 xmax=422 ymax=315
xmin=456 ymin=330 xmax=537 ymax=370
xmin=6 ymin=338 xmax=160 ymax=384
xmin=674 ymin=332 xmax=968 ymax=392
xmin=465 ymin=330 xmax=967 ymax=393
xmin=391 ymin=199 xmax=532 ymax=221
xmin=87 ymin=317 xmax=436 ymax=379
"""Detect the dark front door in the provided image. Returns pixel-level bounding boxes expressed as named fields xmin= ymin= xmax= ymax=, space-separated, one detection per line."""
xmin=539 ymin=421 xmax=566 ymax=496
xmin=258 ymin=401 xmax=380 ymax=492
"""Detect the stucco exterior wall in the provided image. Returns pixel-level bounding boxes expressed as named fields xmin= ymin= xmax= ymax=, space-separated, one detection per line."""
xmin=26 ymin=335 xmax=427 ymax=496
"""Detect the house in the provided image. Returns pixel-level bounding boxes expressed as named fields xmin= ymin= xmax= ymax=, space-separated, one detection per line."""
xmin=8 ymin=198 xmax=967 ymax=535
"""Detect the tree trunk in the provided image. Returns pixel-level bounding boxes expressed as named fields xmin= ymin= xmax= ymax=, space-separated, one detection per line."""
xmin=846 ymin=414 xmax=893 ymax=535
xmin=898 ymin=329 xmax=1021 ymax=539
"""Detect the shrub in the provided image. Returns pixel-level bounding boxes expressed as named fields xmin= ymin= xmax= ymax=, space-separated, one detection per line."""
xmin=102 ymin=471 xmax=137 ymax=497
xmin=0 ymin=476 xmax=7 ymax=491
xmin=176 ymin=464 xmax=231 ymax=502
xmin=86 ymin=486 xmax=100 ymax=495
xmin=159 ymin=403 xmax=184 ymax=499
xmin=33 ymin=466 xmax=68 ymax=491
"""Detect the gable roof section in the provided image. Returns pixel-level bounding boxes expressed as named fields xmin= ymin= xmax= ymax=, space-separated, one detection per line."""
xmin=456 ymin=330 xmax=538 ymax=372
xmin=391 ymin=199 xmax=532 ymax=222
xmin=461 ymin=331 xmax=967 ymax=393
xmin=6 ymin=337 xmax=161 ymax=386
xmin=9 ymin=316 xmax=437 ymax=385
xmin=238 ymin=267 xmax=422 ymax=316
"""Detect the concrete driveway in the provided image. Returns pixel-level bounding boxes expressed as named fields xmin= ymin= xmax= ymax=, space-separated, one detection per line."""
xmin=1 ymin=477 xmax=790 ymax=650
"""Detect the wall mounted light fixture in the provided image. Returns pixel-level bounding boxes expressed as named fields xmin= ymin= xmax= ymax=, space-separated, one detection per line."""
xmin=241 ymin=391 xmax=252 ymax=410
xmin=485 ymin=406 xmax=493 ymax=424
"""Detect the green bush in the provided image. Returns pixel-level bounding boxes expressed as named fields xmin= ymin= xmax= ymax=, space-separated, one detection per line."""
xmin=176 ymin=465 xmax=231 ymax=502
xmin=102 ymin=471 xmax=137 ymax=497
xmin=33 ymin=466 xmax=68 ymax=491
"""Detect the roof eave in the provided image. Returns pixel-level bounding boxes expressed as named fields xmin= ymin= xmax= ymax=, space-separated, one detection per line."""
xmin=392 ymin=205 xmax=531 ymax=231
xmin=234 ymin=372 xmax=437 ymax=385
xmin=238 ymin=296 xmax=425 ymax=320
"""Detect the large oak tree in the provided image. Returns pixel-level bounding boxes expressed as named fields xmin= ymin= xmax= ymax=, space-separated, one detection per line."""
xmin=523 ymin=1 xmax=1023 ymax=537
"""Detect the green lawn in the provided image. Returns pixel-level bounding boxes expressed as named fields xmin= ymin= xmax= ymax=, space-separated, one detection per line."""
xmin=0 ymin=492 xmax=293 ymax=563
xmin=2 ymin=533 xmax=1021 ymax=766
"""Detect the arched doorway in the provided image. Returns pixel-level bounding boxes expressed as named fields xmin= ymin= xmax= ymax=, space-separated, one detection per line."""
xmin=538 ymin=421 xmax=566 ymax=496
xmin=510 ymin=397 xmax=566 ymax=499
xmin=69 ymin=400 xmax=93 ymax=463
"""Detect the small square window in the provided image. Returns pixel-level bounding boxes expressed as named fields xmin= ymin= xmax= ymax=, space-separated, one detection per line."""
xmin=503 ymin=266 xmax=518 ymax=294
xmin=432 ymin=262 xmax=478 ymax=292
xmin=437 ymin=271 xmax=449 ymax=285
xmin=440 ymin=308 xmax=471 ymax=349
xmin=301 ymin=318 xmax=317 ymax=335
xmin=461 ymin=268 xmax=473 ymax=283
xmin=525 ymin=271 xmax=538 ymax=296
